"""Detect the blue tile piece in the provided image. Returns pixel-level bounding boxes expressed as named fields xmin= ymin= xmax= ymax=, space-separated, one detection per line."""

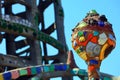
xmin=3 ymin=72 xmax=11 ymax=80
xmin=73 ymin=41 xmax=77 ymax=47
xmin=83 ymin=31 xmax=87 ymax=36
xmin=109 ymin=34 xmax=116 ymax=41
xmin=55 ymin=64 xmax=68 ymax=71
xmin=55 ymin=65 xmax=63 ymax=71
xmin=36 ymin=66 xmax=42 ymax=74
xmin=98 ymin=21 xmax=104 ymax=27
xmin=62 ymin=64 xmax=68 ymax=71
xmin=90 ymin=60 xmax=98 ymax=64
xmin=93 ymin=31 xmax=99 ymax=36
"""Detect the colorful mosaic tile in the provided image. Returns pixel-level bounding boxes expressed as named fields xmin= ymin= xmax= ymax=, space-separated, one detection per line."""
xmin=78 ymin=69 xmax=87 ymax=75
xmin=78 ymin=31 xmax=84 ymax=37
xmin=98 ymin=21 xmax=104 ymax=27
xmin=98 ymin=33 xmax=107 ymax=45
xmin=31 ymin=67 xmax=37 ymax=75
xmin=36 ymin=66 xmax=42 ymax=74
xmin=79 ymin=36 xmax=85 ymax=42
xmin=19 ymin=69 xmax=27 ymax=76
xmin=93 ymin=31 xmax=99 ymax=36
xmin=78 ymin=51 xmax=87 ymax=60
xmin=91 ymin=36 xmax=98 ymax=43
xmin=108 ymin=34 xmax=116 ymax=41
xmin=3 ymin=72 xmax=11 ymax=80
xmin=76 ymin=21 xmax=88 ymax=28
xmin=11 ymin=70 xmax=19 ymax=79
xmin=43 ymin=66 xmax=50 ymax=72
xmin=93 ymin=44 xmax=101 ymax=56
xmin=90 ymin=60 xmax=98 ymax=65
xmin=0 ymin=73 xmax=4 ymax=80
xmin=49 ymin=64 xmax=55 ymax=72
xmin=103 ymin=77 xmax=112 ymax=80
xmin=86 ymin=42 xmax=97 ymax=57
xmin=71 ymin=68 xmax=79 ymax=74
xmin=26 ymin=67 xmax=31 ymax=75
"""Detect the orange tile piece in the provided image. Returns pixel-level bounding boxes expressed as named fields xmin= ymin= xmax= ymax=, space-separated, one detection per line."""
xmin=107 ymin=38 xmax=116 ymax=47
xmin=91 ymin=36 xmax=98 ymax=43
xmin=88 ymin=65 xmax=95 ymax=72
xmin=72 ymin=44 xmax=79 ymax=50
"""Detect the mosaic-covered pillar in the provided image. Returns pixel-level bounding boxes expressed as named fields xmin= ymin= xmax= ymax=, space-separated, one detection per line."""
xmin=54 ymin=0 xmax=68 ymax=63
xmin=26 ymin=0 xmax=42 ymax=65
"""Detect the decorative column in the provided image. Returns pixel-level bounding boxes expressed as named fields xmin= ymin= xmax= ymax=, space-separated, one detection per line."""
xmin=54 ymin=0 xmax=72 ymax=80
xmin=26 ymin=0 xmax=42 ymax=65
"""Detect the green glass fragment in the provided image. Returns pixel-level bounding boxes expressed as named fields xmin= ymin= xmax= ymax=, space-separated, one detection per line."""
xmin=19 ymin=69 xmax=27 ymax=76
xmin=49 ymin=64 xmax=54 ymax=72
xmin=31 ymin=77 xmax=40 ymax=80
xmin=43 ymin=66 xmax=49 ymax=72
xmin=104 ymin=77 xmax=112 ymax=80
xmin=31 ymin=67 xmax=37 ymax=75
xmin=89 ymin=10 xmax=98 ymax=14
xmin=71 ymin=68 xmax=79 ymax=74
xmin=78 ymin=31 xmax=84 ymax=37
xmin=75 ymin=48 xmax=81 ymax=54
xmin=78 ymin=69 xmax=86 ymax=75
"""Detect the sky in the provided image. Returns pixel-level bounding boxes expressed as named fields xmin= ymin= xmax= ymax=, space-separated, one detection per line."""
xmin=0 ymin=0 xmax=120 ymax=80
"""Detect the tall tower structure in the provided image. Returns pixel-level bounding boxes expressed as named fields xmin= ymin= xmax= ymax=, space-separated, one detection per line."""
xmin=0 ymin=0 xmax=68 ymax=69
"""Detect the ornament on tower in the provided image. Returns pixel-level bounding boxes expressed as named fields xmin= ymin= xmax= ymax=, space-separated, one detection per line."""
xmin=71 ymin=10 xmax=116 ymax=80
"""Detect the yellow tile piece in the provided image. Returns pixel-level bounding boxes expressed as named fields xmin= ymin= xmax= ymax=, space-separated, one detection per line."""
xmin=79 ymin=51 xmax=87 ymax=60
xmin=79 ymin=36 xmax=85 ymax=42
xmin=0 ymin=73 xmax=4 ymax=80
xmin=76 ymin=21 xmax=88 ymax=28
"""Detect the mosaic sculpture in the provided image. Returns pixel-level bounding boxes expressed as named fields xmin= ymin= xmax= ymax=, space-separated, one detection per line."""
xmin=71 ymin=10 xmax=116 ymax=79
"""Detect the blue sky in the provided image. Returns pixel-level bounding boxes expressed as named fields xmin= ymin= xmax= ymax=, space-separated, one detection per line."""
xmin=0 ymin=0 xmax=120 ymax=79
